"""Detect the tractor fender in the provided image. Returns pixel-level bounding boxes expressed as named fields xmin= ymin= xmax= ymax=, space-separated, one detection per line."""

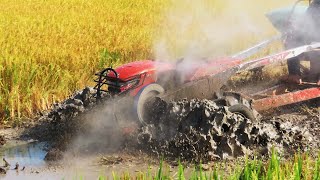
xmin=134 ymin=83 xmax=164 ymax=125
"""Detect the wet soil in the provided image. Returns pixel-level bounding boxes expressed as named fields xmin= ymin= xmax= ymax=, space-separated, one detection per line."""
xmin=137 ymin=98 xmax=319 ymax=162
xmin=21 ymin=87 xmax=320 ymax=160
xmin=0 ymin=86 xmax=318 ymax=179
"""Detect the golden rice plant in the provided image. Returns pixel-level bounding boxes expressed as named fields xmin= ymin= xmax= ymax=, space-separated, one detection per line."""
xmin=0 ymin=0 xmax=295 ymax=123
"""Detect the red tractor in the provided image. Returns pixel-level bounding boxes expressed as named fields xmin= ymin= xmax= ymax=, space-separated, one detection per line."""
xmin=94 ymin=1 xmax=320 ymax=125
xmin=94 ymin=43 xmax=320 ymax=125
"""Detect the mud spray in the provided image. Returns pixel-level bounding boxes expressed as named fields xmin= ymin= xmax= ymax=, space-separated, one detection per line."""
xmin=27 ymin=0 xmax=318 ymax=165
xmin=143 ymin=0 xmax=318 ymax=162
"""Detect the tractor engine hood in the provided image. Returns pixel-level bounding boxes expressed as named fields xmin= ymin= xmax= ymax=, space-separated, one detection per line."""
xmin=109 ymin=60 xmax=175 ymax=81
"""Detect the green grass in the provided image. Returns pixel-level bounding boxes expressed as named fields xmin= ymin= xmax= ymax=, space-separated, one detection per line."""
xmin=104 ymin=151 xmax=320 ymax=180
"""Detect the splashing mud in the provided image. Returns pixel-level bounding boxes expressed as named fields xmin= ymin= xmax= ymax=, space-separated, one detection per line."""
xmin=24 ymin=87 xmax=138 ymax=159
xmin=137 ymin=98 xmax=316 ymax=162
xmin=24 ymin=87 xmax=319 ymax=164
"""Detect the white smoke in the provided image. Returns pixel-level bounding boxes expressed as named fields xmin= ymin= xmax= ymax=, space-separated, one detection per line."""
xmin=153 ymin=0 xmax=295 ymax=62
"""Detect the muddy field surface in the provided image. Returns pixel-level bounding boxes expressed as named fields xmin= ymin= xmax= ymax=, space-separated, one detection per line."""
xmin=0 ymin=86 xmax=318 ymax=178
xmin=139 ymin=98 xmax=319 ymax=162
xmin=21 ymin=87 xmax=320 ymax=159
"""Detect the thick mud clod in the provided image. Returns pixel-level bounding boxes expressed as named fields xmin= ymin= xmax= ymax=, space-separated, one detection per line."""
xmin=0 ymin=167 xmax=6 ymax=174
xmin=24 ymin=86 xmax=319 ymax=163
xmin=99 ymin=156 xmax=124 ymax=165
xmin=25 ymin=87 xmax=110 ymax=147
xmin=44 ymin=148 xmax=64 ymax=161
xmin=0 ymin=135 xmax=6 ymax=146
xmin=137 ymin=98 xmax=316 ymax=162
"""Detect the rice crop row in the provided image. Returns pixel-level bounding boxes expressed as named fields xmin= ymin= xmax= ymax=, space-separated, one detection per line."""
xmin=0 ymin=0 xmax=167 ymax=123
xmin=0 ymin=0 xmax=294 ymax=123
xmin=102 ymin=151 xmax=320 ymax=180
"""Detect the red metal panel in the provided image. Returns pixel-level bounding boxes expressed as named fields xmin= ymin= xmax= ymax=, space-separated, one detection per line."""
xmin=253 ymin=87 xmax=320 ymax=111
xmin=109 ymin=60 xmax=175 ymax=80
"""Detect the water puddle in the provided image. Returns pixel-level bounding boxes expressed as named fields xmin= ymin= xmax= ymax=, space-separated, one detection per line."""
xmin=0 ymin=140 xmax=51 ymax=179
xmin=0 ymin=141 xmax=47 ymax=167
xmin=0 ymin=141 xmax=160 ymax=179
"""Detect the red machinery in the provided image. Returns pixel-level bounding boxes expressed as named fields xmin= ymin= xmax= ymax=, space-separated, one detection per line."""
xmin=94 ymin=42 xmax=319 ymax=125
xmin=94 ymin=2 xmax=319 ymax=125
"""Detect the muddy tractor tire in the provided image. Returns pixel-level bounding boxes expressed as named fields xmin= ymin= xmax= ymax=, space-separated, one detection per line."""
xmin=228 ymin=104 xmax=256 ymax=121
xmin=135 ymin=84 xmax=164 ymax=125
xmin=224 ymin=92 xmax=259 ymax=121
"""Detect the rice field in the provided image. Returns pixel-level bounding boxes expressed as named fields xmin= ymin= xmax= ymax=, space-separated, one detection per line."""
xmin=0 ymin=0 xmax=295 ymax=123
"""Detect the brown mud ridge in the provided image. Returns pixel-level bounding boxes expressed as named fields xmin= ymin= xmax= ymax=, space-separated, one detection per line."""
xmin=24 ymin=87 xmax=111 ymax=147
xmin=138 ymin=98 xmax=319 ymax=162
xmin=23 ymin=87 xmax=319 ymax=163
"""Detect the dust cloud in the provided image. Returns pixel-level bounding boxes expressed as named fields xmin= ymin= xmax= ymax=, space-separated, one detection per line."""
xmin=153 ymin=0 xmax=295 ymax=61
xmin=63 ymin=96 xmax=138 ymax=158
xmin=66 ymin=103 xmax=123 ymax=154
xmin=34 ymin=87 xmax=138 ymax=162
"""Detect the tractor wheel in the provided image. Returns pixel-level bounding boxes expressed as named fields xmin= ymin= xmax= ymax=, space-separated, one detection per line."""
xmin=228 ymin=104 xmax=256 ymax=121
xmin=135 ymin=84 xmax=164 ymax=125
xmin=224 ymin=93 xmax=259 ymax=121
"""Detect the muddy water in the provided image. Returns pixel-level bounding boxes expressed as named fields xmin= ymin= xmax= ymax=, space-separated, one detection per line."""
xmin=0 ymin=141 xmax=47 ymax=167
xmin=0 ymin=141 xmax=160 ymax=179
xmin=0 ymin=141 xmax=52 ymax=179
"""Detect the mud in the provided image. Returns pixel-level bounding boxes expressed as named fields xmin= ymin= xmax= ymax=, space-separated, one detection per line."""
xmin=21 ymin=86 xmax=319 ymax=165
xmin=137 ymin=98 xmax=318 ymax=162
xmin=99 ymin=155 xmax=124 ymax=165
xmin=23 ymin=87 xmax=111 ymax=149
xmin=0 ymin=135 xmax=5 ymax=146
xmin=44 ymin=148 xmax=63 ymax=161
